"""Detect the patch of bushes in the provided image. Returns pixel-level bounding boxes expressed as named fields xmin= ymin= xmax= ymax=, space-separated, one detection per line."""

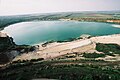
xmin=65 ymin=55 xmax=76 ymax=58
xmin=82 ymin=53 xmax=105 ymax=58
xmin=0 ymin=61 xmax=120 ymax=80
xmin=96 ymin=43 xmax=120 ymax=55
xmin=42 ymin=40 xmax=55 ymax=47
xmin=0 ymin=37 xmax=15 ymax=52
xmin=13 ymin=45 xmax=36 ymax=53
xmin=30 ymin=58 xmax=44 ymax=62
xmin=12 ymin=58 xmax=44 ymax=64
xmin=42 ymin=37 xmax=83 ymax=47
xmin=80 ymin=59 xmax=105 ymax=62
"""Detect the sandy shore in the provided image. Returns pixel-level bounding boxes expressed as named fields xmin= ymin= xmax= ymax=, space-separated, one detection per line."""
xmin=13 ymin=34 xmax=120 ymax=61
xmin=91 ymin=34 xmax=120 ymax=45
xmin=112 ymin=25 xmax=120 ymax=28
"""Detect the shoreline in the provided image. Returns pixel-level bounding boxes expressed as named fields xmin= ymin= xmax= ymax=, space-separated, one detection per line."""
xmin=2 ymin=20 xmax=120 ymax=46
xmin=59 ymin=18 xmax=120 ymax=25
xmin=112 ymin=24 xmax=120 ymax=28
xmin=13 ymin=33 xmax=120 ymax=61
xmin=1 ymin=28 xmax=120 ymax=63
xmin=0 ymin=32 xmax=120 ymax=67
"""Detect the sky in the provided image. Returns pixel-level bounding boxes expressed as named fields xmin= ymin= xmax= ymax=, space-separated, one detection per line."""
xmin=0 ymin=0 xmax=120 ymax=16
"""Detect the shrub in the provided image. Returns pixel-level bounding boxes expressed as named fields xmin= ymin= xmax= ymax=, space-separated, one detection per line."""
xmin=82 ymin=53 xmax=105 ymax=58
xmin=96 ymin=43 xmax=120 ymax=55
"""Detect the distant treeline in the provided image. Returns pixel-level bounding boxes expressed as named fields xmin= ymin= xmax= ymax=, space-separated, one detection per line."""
xmin=1 ymin=11 xmax=120 ymax=29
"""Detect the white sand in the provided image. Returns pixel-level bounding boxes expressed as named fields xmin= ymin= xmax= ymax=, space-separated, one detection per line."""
xmin=13 ymin=34 xmax=120 ymax=61
xmin=91 ymin=34 xmax=120 ymax=45
xmin=112 ymin=25 xmax=120 ymax=28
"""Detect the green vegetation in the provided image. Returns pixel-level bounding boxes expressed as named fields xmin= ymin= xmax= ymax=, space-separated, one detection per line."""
xmin=42 ymin=37 xmax=83 ymax=47
xmin=0 ymin=36 xmax=36 ymax=64
xmin=96 ymin=43 xmax=120 ymax=55
xmin=57 ymin=37 xmax=83 ymax=43
xmin=0 ymin=37 xmax=15 ymax=64
xmin=0 ymin=11 xmax=120 ymax=80
xmin=65 ymin=55 xmax=76 ymax=58
xmin=0 ymin=37 xmax=15 ymax=52
xmin=1 ymin=37 xmax=120 ymax=80
xmin=30 ymin=58 xmax=44 ymax=62
xmin=0 ymin=14 xmax=59 ymax=29
xmin=12 ymin=58 xmax=44 ymax=64
xmin=1 ymin=11 xmax=120 ymax=30
xmin=13 ymin=45 xmax=36 ymax=53
xmin=82 ymin=53 xmax=105 ymax=58
xmin=0 ymin=60 xmax=120 ymax=80
xmin=0 ymin=37 xmax=35 ymax=53
xmin=42 ymin=40 xmax=55 ymax=47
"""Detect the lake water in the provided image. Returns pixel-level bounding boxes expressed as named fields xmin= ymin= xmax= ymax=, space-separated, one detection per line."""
xmin=2 ymin=21 xmax=120 ymax=45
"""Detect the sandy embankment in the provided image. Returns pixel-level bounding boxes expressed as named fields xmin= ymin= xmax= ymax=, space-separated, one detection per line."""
xmin=91 ymin=34 xmax=120 ymax=45
xmin=13 ymin=34 xmax=120 ymax=61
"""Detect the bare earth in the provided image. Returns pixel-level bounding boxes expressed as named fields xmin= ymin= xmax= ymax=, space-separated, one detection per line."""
xmin=13 ymin=34 xmax=120 ymax=61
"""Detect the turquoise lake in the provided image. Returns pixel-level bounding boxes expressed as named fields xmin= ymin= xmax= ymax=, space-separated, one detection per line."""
xmin=2 ymin=21 xmax=120 ymax=45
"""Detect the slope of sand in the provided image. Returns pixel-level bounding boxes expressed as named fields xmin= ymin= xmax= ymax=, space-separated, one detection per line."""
xmin=91 ymin=34 xmax=120 ymax=45
xmin=13 ymin=34 xmax=120 ymax=61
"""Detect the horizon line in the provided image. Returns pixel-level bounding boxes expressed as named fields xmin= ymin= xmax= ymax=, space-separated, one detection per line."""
xmin=0 ymin=10 xmax=120 ymax=17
